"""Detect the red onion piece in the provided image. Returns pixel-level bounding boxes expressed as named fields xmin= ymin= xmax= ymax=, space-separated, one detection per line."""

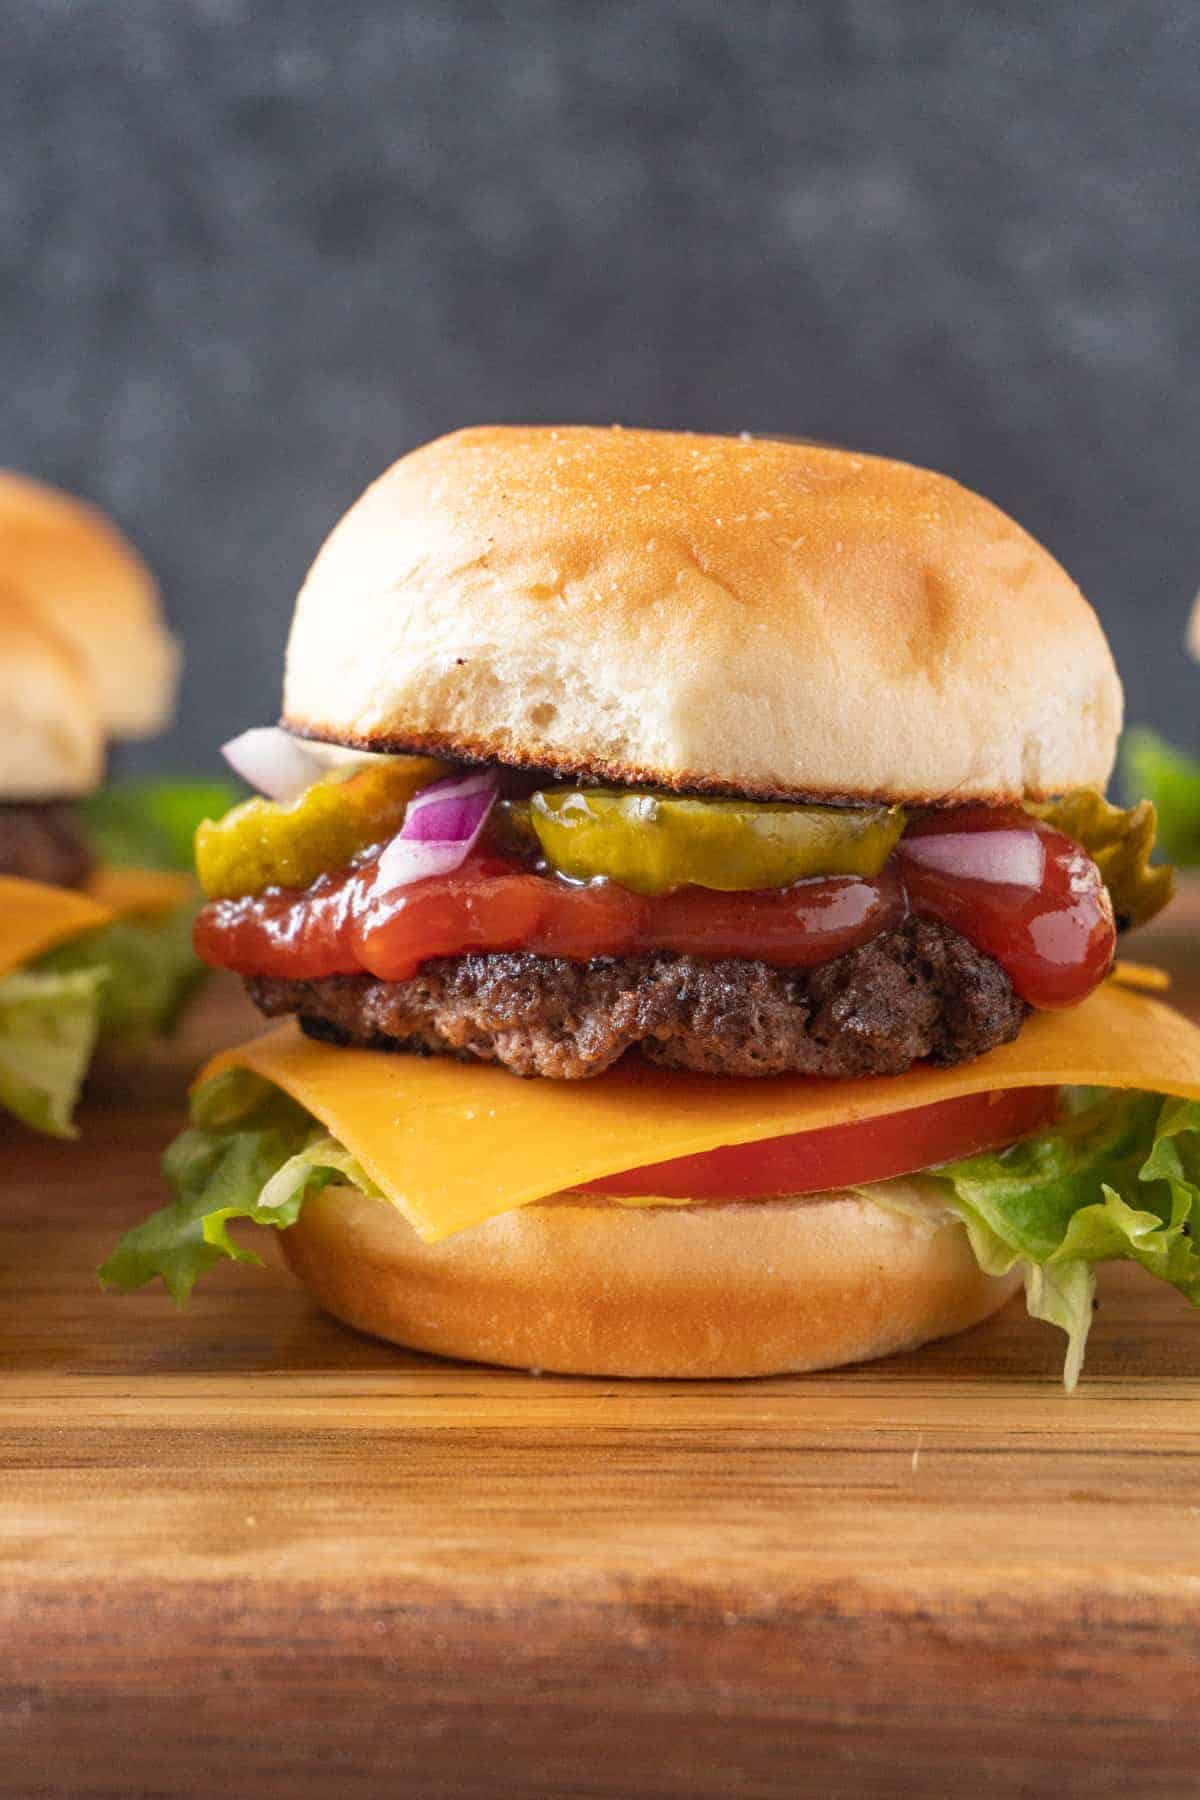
xmin=374 ymin=769 xmax=498 ymax=892
xmin=221 ymin=727 xmax=324 ymax=802
xmin=899 ymin=827 xmax=1045 ymax=889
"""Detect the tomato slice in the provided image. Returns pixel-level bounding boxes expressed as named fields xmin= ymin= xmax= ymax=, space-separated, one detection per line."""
xmin=574 ymin=1085 xmax=1059 ymax=1199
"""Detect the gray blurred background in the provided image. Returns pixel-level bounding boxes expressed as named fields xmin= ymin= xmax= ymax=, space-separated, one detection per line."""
xmin=2 ymin=0 xmax=1197 ymax=772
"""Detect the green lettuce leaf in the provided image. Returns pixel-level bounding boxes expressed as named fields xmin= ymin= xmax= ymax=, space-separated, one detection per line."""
xmin=82 ymin=776 xmax=242 ymax=871
xmin=35 ymin=902 xmax=203 ymax=1044
xmin=0 ymin=966 xmax=106 ymax=1137
xmin=103 ymin=1070 xmax=1200 ymax=1391
xmin=99 ymin=1068 xmax=380 ymax=1300
xmin=867 ymin=1090 xmax=1200 ymax=1387
xmin=65 ymin=776 xmax=235 ymax=1039
xmin=1121 ymin=730 xmax=1200 ymax=867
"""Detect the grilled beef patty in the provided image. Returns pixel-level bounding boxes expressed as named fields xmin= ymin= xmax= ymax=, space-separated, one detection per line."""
xmin=246 ymin=917 xmax=1027 ymax=1081
xmin=0 ymin=803 xmax=94 ymax=890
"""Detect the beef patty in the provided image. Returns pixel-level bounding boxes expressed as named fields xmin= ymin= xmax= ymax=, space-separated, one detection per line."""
xmin=0 ymin=803 xmax=94 ymax=890
xmin=246 ymin=916 xmax=1027 ymax=1081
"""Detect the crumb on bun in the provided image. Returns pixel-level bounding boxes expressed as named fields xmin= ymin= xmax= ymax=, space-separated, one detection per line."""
xmin=279 ymin=1183 xmax=1021 ymax=1378
xmin=283 ymin=425 xmax=1122 ymax=806
xmin=0 ymin=470 xmax=178 ymax=740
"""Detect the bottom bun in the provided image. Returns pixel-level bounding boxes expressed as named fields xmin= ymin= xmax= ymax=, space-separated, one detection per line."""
xmin=279 ymin=1186 xmax=1021 ymax=1378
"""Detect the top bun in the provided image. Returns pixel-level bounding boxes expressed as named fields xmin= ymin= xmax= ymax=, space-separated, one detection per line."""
xmin=0 ymin=471 xmax=178 ymax=740
xmin=0 ymin=587 xmax=103 ymax=799
xmin=283 ymin=426 xmax=1122 ymax=804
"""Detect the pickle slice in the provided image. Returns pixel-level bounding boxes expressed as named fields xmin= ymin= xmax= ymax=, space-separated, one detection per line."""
xmin=196 ymin=757 xmax=451 ymax=899
xmin=527 ymin=789 xmax=906 ymax=894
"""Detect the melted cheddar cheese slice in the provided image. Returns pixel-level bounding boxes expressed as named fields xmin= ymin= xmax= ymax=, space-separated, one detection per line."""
xmin=204 ymin=982 xmax=1200 ymax=1244
xmin=0 ymin=868 xmax=192 ymax=977
xmin=87 ymin=866 xmax=192 ymax=920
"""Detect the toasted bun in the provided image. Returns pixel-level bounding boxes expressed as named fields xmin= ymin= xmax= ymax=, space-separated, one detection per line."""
xmin=0 ymin=471 xmax=178 ymax=739
xmin=279 ymin=1185 xmax=1020 ymax=1378
xmin=0 ymin=589 xmax=104 ymax=798
xmin=283 ymin=426 xmax=1121 ymax=805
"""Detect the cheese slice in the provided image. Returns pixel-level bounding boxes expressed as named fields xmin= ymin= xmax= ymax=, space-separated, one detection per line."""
xmin=0 ymin=868 xmax=192 ymax=977
xmin=0 ymin=877 xmax=115 ymax=976
xmin=1110 ymin=958 xmax=1172 ymax=994
xmin=87 ymin=866 xmax=193 ymax=920
xmin=204 ymin=982 xmax=1200 ymax=1245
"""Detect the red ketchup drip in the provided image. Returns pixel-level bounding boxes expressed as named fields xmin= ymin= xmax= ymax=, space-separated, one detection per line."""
xmin=194 ymin=809 xmax=1117 ymax=1010
xmin=896 ymin=807 xmax=1115 ymax=1008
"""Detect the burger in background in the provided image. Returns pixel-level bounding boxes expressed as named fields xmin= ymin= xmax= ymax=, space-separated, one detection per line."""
xmin=0 ymin=471 xmax=177 ymax=739
xmin=104 ymin=428 xmax=1200 ymax=1384
xmin=0 ymin=473 xmax=232 ymax=1134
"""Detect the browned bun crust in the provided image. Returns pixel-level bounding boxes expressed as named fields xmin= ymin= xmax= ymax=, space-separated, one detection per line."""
xmin=279 ymin=1184 xmax=1021 ymax=1377
xmin=283 ymin=425 xmax=1121 ymax=806
xmin=0 ymin=470 xmax=178 ymax=739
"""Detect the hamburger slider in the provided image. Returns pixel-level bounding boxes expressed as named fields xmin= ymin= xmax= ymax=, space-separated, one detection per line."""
xmin=105 ymin=428 xmax=1200 ymax=1383
xmin=0 ymin=473 xmax=192 ymax=1134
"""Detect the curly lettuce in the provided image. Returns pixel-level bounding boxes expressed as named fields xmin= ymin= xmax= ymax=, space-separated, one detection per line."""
xmin=865 ymin=1089 xmax=1200 ymax=1386
xmin=81 ymin=776 xmax=242 ymax=872
xmin=0 ymin=967 xmax=106 ymax=1136
xmin=99 ymin=1069 xmax=379 ymax=1299
xmin=0 ymin=908 xmax=203 ymax=1132
xmin=36 ymin=903 xmax=203 ymax=1045
xmin=0 ymin=778 xmax=240 ymax=1133
xmin=70 ymin=776 xmax=245 ymax=1040
xmin=102 ymin=1071 xmax=1200 ymax=1386
xmin=70 ymin=773 xmax=244 ymax=1040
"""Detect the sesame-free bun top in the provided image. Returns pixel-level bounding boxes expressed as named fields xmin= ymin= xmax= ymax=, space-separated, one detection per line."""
xmin=0 ymin=471 xmax=178 ymax=739
xmin=0 ymin=587 xmax=104 ymax=799
xmin=283 ymin=426 xmax=1122 ymax=804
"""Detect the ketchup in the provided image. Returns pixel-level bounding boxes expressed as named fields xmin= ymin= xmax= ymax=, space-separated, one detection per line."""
xmin=194 ymin=811 xmax=1116 ymax=1011
xmin=896 ymin=807 xmax=1115 ymax=1008
xmin=196 ymin=855 xmax=906 ymax=982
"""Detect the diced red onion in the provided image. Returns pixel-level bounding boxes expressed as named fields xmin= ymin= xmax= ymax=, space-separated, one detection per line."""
xmin=899 ymin=828 xmax=1045 ymax=889
xmin=374 ymin=769 xmax=498 ymax=892
xmin=221 ymin=727 xmax=324 ymax=802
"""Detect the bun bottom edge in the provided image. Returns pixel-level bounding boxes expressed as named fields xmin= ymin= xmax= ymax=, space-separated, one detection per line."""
xmin=279 ymin=1185 xmax=1022 ymax=1378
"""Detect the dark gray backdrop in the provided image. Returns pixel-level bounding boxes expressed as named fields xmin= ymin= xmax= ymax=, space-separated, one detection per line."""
xmin=3 ymin=0 xmax=1197 ymax=772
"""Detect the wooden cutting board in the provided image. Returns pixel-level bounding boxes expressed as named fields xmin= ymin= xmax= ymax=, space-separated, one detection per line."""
xmin=3 ymin=916 xmax=1200 ymax=1800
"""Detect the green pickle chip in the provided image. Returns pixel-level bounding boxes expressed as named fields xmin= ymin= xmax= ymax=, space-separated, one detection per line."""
xmin=196 ymin=757 xmax=450 ymax=899
xmin=525 ymin=789 xmax=906 ymax=895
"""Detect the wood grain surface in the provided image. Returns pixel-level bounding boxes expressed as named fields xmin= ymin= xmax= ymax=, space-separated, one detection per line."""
xmin=3 ymin=898 xmax=1199 ymax=1799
